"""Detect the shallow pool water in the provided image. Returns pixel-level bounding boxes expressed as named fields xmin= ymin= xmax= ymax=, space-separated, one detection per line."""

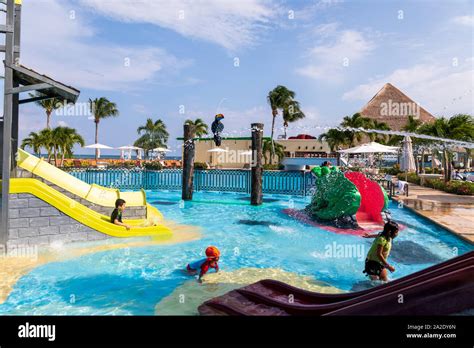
xmin=0 ymin=191 xmax=472 ymax=315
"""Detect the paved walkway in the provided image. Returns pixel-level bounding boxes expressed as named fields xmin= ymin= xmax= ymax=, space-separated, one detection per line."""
xmin=392 ymin=184 xmax=474 ymax=243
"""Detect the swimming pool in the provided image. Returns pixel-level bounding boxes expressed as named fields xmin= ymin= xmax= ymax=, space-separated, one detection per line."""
xmin=0 ymin=191 xmax=472 ymax=315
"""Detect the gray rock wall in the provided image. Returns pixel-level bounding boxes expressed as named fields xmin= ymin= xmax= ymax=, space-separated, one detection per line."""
xmin=16 ymin=169 xmax=147 ymax=219
xmin=8 ymin=193 xmax=110 ymax=249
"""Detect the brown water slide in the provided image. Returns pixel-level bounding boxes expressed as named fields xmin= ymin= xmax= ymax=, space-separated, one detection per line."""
xmin=198 ymin=251 xmax=474 ymax=316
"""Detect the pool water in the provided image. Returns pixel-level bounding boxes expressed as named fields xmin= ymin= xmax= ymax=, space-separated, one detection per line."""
xmin=0 ymin=191 xmax=472 ymax=315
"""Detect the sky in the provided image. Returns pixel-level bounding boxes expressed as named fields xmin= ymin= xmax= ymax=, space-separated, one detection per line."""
xmin=2 ymin=0 xmax=473 ymax=157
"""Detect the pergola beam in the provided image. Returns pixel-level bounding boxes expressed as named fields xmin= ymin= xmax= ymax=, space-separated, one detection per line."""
xmin=6 ymin=82 xmax=51 ymax=95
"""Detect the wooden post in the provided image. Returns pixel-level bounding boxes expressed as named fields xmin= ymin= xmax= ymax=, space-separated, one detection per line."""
xmin=182 ymin=124 xmax=196 ymax=200
xmin=251 ymin=123 xmax=263 ymax=205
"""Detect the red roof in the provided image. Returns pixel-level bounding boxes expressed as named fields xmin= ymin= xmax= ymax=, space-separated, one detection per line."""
xmin=288 ymin=134 xmax=316 ymax=140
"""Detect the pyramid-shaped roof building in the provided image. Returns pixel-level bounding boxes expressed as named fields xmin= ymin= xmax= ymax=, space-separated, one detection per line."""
xmin=359 ymin=83 xmax=435 ymax=130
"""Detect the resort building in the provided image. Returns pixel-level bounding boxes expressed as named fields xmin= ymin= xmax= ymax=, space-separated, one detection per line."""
xmin=192 ymin=136 xmax=332 ymax=169
xmin=359 ymin=83 xmax=436 ymax=130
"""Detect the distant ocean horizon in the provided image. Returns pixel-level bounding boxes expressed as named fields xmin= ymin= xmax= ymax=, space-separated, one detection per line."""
xmin=37 ymin=154 xmax=182 ymax=160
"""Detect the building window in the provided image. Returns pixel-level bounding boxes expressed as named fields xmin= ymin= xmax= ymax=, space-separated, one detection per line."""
xmin=313 ymin=146 xmax=315 ymax=150
xmin=298 ymin=146 xmax=301 ymax=149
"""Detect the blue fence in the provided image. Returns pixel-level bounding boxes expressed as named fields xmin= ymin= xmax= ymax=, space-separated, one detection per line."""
xmin=66 ymin=169 xmax=317 ymax=196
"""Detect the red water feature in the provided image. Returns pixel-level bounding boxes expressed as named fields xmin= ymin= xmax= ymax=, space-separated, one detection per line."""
xmin=344 ymin=172 xmax=385 ymax=224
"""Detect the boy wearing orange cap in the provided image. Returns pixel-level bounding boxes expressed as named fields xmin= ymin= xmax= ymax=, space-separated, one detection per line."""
xmin=186 ymin=246 xmax=220 ymax=282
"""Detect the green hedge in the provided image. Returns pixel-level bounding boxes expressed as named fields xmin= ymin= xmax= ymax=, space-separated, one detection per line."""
xmin=425 ymin=179 xmax=474 ymax=195
xmin=263 ymin=164 xmax=285 ymax=170
xmin=143 ymin=161 xmax=163 ymax=170
xmin=397 ymin=173 xmax=474 ymax=195
xmin=397 ymin=172 xmax=421 ymax=185
xmin=194 ymin=162 xmax=208 ymax=170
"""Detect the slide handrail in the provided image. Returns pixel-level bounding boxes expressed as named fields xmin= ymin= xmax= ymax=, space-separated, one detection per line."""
xmin=17 ymin=149 xmax=146 ymax=207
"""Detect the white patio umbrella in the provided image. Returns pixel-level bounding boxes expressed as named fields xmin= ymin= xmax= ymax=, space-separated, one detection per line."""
xmin=153 ymin=147 xmax=171 ymax=153
xmin=338 ymin=142 xmax=398 ymax=154
xmin=84 ymin=143 xmax=113 ymax=159
xmin=400 ymin=136 xmax=416 ymax=180
xmin=432 ymin=157 xmax=442 ymax=168
xmin=207 ymin=148 xmax=229 ymax=153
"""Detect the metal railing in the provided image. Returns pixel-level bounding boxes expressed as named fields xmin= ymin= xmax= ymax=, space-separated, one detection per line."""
xmin=65 ymin=168 xmax=391 ymax=197
xmin=66 ymin=168 xmax=318 ymax=196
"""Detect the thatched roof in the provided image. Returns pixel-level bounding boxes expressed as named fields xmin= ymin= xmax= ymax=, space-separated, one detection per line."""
xmin=359 ymin=83 xmax=435 ymax=130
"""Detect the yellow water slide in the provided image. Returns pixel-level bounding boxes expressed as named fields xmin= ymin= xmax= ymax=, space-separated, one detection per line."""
xmin=9 ymin=178 xmax=172 ymax=238
xmin=14 ymin=149 xmax=172 ymax=238
xmin=17 ymin=149 xmax=145 ymax=207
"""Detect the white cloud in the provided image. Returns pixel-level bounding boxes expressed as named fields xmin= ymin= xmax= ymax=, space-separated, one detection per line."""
xmin=79 ymin=0 xmax=278 ymax=51
xmin=296 ymin=25 xmax=375 ymax=82
xmin=20 ymin=0 xmax=190 ymax=91
xmin=342 ymin=61 xmax=474 ymax=116
xmin=452 ymin=15 xmax=474 ymax=27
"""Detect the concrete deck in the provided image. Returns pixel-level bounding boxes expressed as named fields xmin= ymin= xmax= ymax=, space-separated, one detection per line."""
xmin=393 ymin=184 xmax=474 ymax=243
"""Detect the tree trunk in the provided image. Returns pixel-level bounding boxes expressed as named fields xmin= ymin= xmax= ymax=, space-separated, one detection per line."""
xmin=95 ymin=121 xmax=99 ymax=161
xmin=182 ymin=124 xmax=196 ymax=200
xmin=421 ymin=149 xmax=425 ymax=174
xmin=270 ymin=110 xmax=277 ymax=156
xmin=46 ymin=111 xmax=51 ymax=129
xmin=443 ymin=149 xmax=451 ymax=182
xmin=251 ymin=123 xmax=264 ymax=206
xmin=53 ymin=148 xmax=58 ymax=167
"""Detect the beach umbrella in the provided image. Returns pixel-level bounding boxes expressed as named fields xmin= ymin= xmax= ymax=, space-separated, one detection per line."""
xmin=84 ymin=143 xmax=113 ymax=159
xmin=400 ymin=136 xmax=416 ymax=180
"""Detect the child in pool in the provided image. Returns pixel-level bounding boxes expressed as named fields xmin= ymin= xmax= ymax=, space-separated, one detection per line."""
xmin=186 ymin=246 xmax=220 ymax=282
xmin=363 ymin=221 xmax=399 ymax=281
xmin=111 ymin=198 xmax=131 ymax=230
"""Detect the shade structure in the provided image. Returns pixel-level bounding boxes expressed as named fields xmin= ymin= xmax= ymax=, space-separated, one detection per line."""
xmin=338 ymin=142 xmax=399 ymax=154
xmin=117 ymin=145 xmax=142 ymax=160
xmin=207 ymin=148 xmax=229 ymax=153
xmin=400 ymin=136 xmax=416 ymax=172
xmin=153 ymin=147 xmax=171 ymax=152
xmin=84 ymin=143 xmax=113 ymax=159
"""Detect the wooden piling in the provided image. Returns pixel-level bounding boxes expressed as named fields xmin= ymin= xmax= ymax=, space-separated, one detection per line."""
xmin=251 ymin=123 xmax=263 ymax=205
xmin=182 ymin=124 xmax=196 ymax=200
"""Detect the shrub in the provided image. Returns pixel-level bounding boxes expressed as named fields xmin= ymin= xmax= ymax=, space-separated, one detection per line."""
xmin=194 ymin=162 xmax=208 ymax=170
xmin=397 ymin=172 xmax=420 ymax=185
xmin=383 ymin=164 xmax=402 ymax=175
xmin=263 ymin=164 xmax=284 ymax=170
xmin=144 ymin=161 xmax=163 ymax=170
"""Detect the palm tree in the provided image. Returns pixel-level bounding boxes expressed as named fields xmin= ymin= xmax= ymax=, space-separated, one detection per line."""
xmin=29 ymin=93 xmax=64 ymax=129
xmin=367 ymin=120 xmax=391 ymax=143
xmin=340 ymin=113 xmax=374 ymax=146
xmin=419 ymin=114 xmax=474 ymax=181
xmin=282 ymin=101 xmax=305 ymax=139
xmin=185 ymin=118 xmax=208 ymax=137
xmin=89 ymin=97 xmax=119 ymax=160
xmin=318 ymin=129 xmax=350 ymax=166
xmin=318 ymin=129 xmax=349 ymax=152
xmin=36 ymin=128 xmax=54 ymax=162
xmin=267 ymin=85 xmax=300 ymax=154
xmin=51 ymin=127 xmax=85 ymax=166
xmin=134 ymin=118 xmax=169 ymax=158
xmin=262 ymin=139 xmax=285 ymax=165
xmin=21 ymin=132 xmax=43 ymax=156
